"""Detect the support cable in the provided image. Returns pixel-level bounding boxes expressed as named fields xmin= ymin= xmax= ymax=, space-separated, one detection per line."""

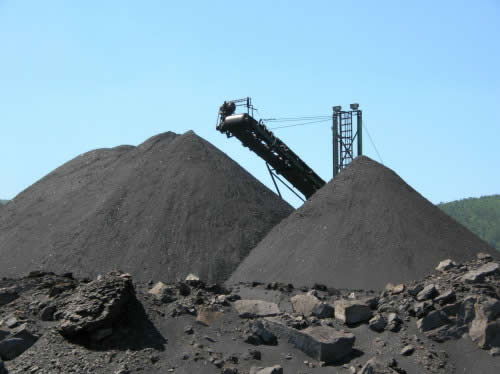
xmin=362 ymin=121 xmax=384 ymax=165
xmin=269 ymin=118 xmax=331 ymax=130
xmin=265 ymin=116 xmax=330 ymax=122
xmin=255 ymin=108 xmax=267 ymax=121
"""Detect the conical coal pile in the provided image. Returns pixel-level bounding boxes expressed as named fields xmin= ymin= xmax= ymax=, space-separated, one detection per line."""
xmin=229 ymin=156 xmax=497 ymax=289
xmin=0 ymin=131 xmax=293 ymax=283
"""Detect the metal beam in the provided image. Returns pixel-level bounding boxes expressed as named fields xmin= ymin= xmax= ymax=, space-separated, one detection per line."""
xmin=266 ymin=163 xmax=282 ymax=199
xmin=357 ymin=110 xmax=363 ymax=156
xmin=332 ymin=113 xmax=339 ymax=178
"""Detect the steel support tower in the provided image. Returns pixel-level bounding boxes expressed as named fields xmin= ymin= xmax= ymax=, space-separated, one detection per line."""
xmin=332 ymin=104 xmax=363 ymax=178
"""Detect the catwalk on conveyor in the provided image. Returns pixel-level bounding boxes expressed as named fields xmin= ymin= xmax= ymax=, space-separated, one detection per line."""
xmin=217 ymin=101 xmax=325 ymax=199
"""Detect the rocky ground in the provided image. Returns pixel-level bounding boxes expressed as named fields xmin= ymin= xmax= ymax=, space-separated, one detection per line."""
xmin=0 ymin=253 xmax=499 ymax=374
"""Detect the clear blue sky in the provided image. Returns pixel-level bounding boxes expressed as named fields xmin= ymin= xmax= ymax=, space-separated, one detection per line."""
xmin=1 ymin=1 xmax=499 ymax=206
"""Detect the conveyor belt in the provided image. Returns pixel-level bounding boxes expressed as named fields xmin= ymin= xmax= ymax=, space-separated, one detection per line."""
xmin=217 ymin=112 xmax=325 ymax=199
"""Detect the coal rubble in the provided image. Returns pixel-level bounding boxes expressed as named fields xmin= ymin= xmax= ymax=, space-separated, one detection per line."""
xmin=0 ymin=254 xmax=497 ymax=373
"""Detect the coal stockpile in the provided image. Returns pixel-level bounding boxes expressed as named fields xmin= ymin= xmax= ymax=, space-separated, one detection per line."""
xmin=0 ymin=131 xmax=293 ymax=283
xmin=229 ymin=156 xmax=498 ymax=290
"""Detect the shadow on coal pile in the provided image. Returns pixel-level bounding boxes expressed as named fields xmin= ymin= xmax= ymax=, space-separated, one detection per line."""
xmin=68 ymin=297 xmax=167 ymax=352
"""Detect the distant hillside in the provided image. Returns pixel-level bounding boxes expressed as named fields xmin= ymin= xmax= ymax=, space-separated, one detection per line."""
xmin=0 ymin=199 xmax=8 ymax=205
xmin=439 ymin=195 xmax=500 ymax=251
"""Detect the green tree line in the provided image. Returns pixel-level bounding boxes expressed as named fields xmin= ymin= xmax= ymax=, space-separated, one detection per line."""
xmin=439 ymin=195 xmax=500 ymax=251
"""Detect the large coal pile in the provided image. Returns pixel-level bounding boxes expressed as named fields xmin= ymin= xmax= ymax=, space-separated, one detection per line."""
xmin=0 ymin=131 xmax=293 ymax=283
xmin=229 ymin=156 xmax=497 ymax=289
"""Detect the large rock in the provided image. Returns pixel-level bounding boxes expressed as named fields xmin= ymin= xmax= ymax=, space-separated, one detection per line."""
xmin=434 ymin=289 xmax=456 ymax=306
xmin=291 ymin=294 xmax=321 ymax=316
xmin=462 ymin=262 xmax=499 ymax=284
xmin=471 ymin=322 xmax=500 ymax=350
xmin=244 ymin=321 xmax=277 ymax=346
xmin=196 ymin=306 xmax=223 ymax=326
xmin=312 ymin=303 xmax=335 ymax=319
xmin=359 ymin=357 xmax=399 ymax=374
xmin=425 ymin=324 xmax=465 ymax=343
xmin=369 ymin=314 xmax=387 ymax=332
xmin=148 ymin=282 xmax=176 ymax=303
xmin=3 ymin=316 xmax=20 ymax=329
xmin=390 ymin=284 xmax=405 ymax=295
xmin=250 ymin=366 xmax=283 ymax=374
xmin=0 ymin=288 xmax=18 ymax=307
xmin=40 ymin=305 xmax=57 ymax=321
xmin=334 ymin=300 xmax=372 ymax=325
xmin=0 ymin=326 xmax=38 ymax=360
xmin=415 ymin=284 xmax=439 ymax=301
xmin=408 ymin=284 xmax=424 ymax=297
xmin=293 ymin=326 xmax=355 ymax=363
xmin=457 ymin=296 xmax=477 ymax=325
xmin=266 ymin=320 xmax=354 ymax=363
xmin=387 ymin=313 xmax=402 ymax=332
xmin=477 ymin=252 xmax=493 ymax=261
xmin=57 ymin=272 xmax=134 ymax=337
xmin=411 ymin=301 xmax=433 ymax=318
xmin=259 ymin=367 xmax=283 ymax=374
xmin=469 ymin=297 xmax=500 ymax=349
xmin=400 ymin=344 xmax=415 ymax=356
xmin=441 ymin=302 xmax=461 ymax=317
xmin=436 ymin=259 xmax=456 ymax=272
xmin=475 ymin=297 xmax=500 ymax=321
xmin=185 ymin=273 xmax=200 ymax=282
xmin=417 ymin=310 xmax=450 ymax=332
xmin=233 ymin=300 xmax=280 ymax=318
xmin=385 ymin=283 xmax=405 ymax=295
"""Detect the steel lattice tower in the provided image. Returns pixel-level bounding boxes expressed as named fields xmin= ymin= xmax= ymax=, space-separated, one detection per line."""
xmin=332 ymin=104 xmax=363 ymax=178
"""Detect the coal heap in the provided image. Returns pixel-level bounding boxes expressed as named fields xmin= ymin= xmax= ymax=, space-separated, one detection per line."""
xmin=229 ymin=156 xmax=497 ymax=289
xmin=0 ymin=131 xmax=293 ymax=283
